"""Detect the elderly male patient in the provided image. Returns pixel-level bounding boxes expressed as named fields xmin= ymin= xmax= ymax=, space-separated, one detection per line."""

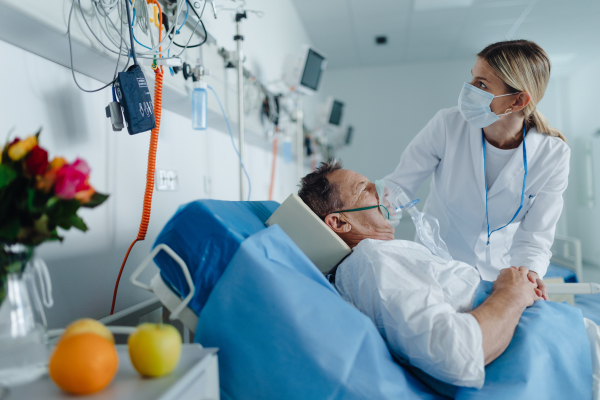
xmin=298 ymin=160 xmax=600 ymax=390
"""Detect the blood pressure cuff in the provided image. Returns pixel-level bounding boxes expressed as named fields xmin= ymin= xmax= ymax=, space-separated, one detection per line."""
xmin=114 ymin=65 xmax=156 ymax=135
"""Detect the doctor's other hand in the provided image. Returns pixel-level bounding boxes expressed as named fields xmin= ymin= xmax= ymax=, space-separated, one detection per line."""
xmin=525 ymin=270 xmax=548 ymax=300
xmin=493 ymin=266 xmax=542 ymax=308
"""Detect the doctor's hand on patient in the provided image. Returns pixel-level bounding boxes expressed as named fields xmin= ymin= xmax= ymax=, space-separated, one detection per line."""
xmin=525 ymin=270 xmax=548 ymax=300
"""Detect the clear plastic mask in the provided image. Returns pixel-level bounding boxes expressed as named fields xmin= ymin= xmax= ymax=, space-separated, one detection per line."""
xmin=375 ymin=179 xmax=453 ymax=261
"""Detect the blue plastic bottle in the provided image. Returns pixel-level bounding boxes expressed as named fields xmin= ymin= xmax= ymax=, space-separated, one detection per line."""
xmin=192 ymin=82 xmax=207 ymax=130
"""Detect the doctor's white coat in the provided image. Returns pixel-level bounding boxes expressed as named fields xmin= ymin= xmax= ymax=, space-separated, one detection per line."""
xmin=385 ymin=107 xmax=570 ymax=280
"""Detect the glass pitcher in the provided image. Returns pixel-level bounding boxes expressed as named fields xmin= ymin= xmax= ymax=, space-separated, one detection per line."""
xmin=0 ymin=244 xmax=52 ymax=387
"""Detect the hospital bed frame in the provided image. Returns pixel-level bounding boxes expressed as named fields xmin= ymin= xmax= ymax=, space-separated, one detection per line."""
xmin=550 ymin=234 xmax=583 ymax=282
xmin=130 ymin=197 xmax=599 ymax=333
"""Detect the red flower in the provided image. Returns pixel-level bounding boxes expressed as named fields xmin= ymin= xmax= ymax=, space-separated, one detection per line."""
xmin=25 ymin=145 xmax=49 ymax=176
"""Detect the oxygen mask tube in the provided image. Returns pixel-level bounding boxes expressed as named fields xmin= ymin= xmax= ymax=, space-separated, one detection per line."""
xmin=379 ymin=179 xmax=453 ymax=261
xmin=402 ymin=192 xmax=453 ymax=261
xmin=110 ymin=1 xmax=164 ymax=315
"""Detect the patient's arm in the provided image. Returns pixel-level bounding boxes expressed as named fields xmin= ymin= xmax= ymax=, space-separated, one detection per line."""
xmin=470 ymin=267 xmax=542 ymax=365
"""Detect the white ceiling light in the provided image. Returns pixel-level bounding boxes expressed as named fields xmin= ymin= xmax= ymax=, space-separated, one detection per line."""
xmin=414 ymin=0 xmax=475 ymax=11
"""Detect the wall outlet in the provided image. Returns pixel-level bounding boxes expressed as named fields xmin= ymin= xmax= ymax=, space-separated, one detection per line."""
xmin=156 ymin=170 xmax=178 ymax=191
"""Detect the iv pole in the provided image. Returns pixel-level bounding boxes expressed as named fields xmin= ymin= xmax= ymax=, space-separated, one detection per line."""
xmin=296 ymin=96 xmax=304 ymax=183
xmin=235 ymin=11 xmax=247 ymax=201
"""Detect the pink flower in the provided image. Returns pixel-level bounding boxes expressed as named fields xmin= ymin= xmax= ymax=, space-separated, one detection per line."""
xmin=71 ymin=159 xmax=91 ymax=177
xmin=55 ymin=159 xmax=91 ymax=199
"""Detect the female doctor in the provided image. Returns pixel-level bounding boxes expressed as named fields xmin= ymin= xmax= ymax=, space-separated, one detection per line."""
xmin=385 ymin=40 xmax=569 ymax=298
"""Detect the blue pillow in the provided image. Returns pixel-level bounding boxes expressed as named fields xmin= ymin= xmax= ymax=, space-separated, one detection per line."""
xmin=152 ymin=200 xmax=279 ymax=316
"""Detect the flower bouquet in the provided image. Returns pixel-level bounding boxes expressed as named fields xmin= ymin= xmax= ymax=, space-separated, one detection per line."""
xmin=0 ymin=130 xmax=108 ymax=301
xmin=0 ymin=130 xmax=109 ymax=386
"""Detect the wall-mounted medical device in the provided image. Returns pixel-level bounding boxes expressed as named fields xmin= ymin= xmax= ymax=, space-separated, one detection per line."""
xmin=345 ymin=126 xmax=354 ymax=145
xmin=317 ymin=97 xmax=345 ymax=127
xmin=282 ymin=45 xmax=327 ymax=95
xmin=328 ymin=99 xmax=344 ymax=126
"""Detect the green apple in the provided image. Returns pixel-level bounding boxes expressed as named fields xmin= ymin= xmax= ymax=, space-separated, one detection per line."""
xmin=128 ymin=323 xmax=182 ymax=377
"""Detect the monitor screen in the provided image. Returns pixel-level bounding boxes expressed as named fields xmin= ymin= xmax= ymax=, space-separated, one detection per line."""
xmin=300 ymin=49 xmax=325 ymax=91
xmin=329 ymin=100 xmax=344 ymax=126
xmin=345 ymin=126 xmax=354 ymax=145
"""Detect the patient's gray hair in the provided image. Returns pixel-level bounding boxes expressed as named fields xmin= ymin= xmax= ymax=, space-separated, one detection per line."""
xmin=298 ymin=160 xmax=345 ymax=219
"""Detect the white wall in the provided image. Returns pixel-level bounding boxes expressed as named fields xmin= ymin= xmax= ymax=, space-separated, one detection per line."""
xmin=557 ymin=56 xmax=600 ymax=265
xmin=0 ymin=0 xmax=312 ymax=329
xmin=321 ymin=59 xmax=567 ymax=240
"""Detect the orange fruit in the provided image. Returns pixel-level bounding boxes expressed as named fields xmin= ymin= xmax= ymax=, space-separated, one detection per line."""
xmin=49 ymin=333 xmax=118 ymax=395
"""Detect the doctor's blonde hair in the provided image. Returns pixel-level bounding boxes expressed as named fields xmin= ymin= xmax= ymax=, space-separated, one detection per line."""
xmin=478 ymin=40 xmax=566 ymax=142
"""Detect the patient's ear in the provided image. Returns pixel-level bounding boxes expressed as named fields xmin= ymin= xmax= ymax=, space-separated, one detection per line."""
xmin=324 ymin=214 xmax=351 ymax=234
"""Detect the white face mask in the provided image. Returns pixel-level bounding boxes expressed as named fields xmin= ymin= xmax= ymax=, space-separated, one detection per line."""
xmin=458 ymin=82 xmax=519 ymax=129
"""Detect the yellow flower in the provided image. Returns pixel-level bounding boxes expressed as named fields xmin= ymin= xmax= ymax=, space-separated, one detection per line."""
xmin=36 ymin=157 xmax=68 ymax=193
xmin=8 ymin=136 xmax=38 ymax=161
xmin=48 ymin=157 xmax=67 ymax=170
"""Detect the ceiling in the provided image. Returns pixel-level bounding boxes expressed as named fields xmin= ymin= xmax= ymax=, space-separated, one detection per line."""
xmin=291 ymin=0 xmax=600 ymax=73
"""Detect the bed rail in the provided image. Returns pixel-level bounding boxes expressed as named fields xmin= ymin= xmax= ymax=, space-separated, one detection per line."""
xmin=550 ymin=234 xmax=583 ymax=282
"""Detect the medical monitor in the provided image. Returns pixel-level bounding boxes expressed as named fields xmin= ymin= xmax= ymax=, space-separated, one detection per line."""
xmin=328 ymin=100 xmax=344 ymax=126
xmin=282 ymin=46 xmax=327 ymax=95
xmin=300 ymin=49 xmax=326 ymax=91
xmin=345 ymin=126 xmax=354 ymax=145
xmin=318 ymin=97 xmax=345 ymax=127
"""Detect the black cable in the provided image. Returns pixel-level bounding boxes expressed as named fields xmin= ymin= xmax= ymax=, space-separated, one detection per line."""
xmin=67 ymin=0 xmax=129 ymax=93
xmin=169 ymin=0 xmax=207 ymax=49
xmin=124 ymin=0 xmax=138 ymax=65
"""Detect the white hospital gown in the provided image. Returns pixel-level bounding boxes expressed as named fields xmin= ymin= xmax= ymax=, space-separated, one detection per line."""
xmin=335 ymin=239 xmax=485 ymax=388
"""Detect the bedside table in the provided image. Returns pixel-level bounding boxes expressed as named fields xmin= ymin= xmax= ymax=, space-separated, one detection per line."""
xmin=5 ymin=344 xmax=219 ymax=400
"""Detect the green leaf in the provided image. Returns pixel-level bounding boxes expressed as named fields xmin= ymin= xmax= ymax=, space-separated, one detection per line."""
xmin=27 ymin=188 xmax=47 ymax=214
xmin=0 ymin=164 xmax=17 ymax=189
xmin=0 ymin=217 xmax=20 ymax=241
xmin=45 ymin=196 xmax=59 ymax=209
xmin=81 ymin=192 xmax=109 ymax=208
xmin=56 ymin=214 xmax=87 ymax=232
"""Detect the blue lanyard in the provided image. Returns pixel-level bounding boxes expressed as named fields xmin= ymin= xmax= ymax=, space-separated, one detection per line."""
xmin=482 ymin=122 xmax=528 ymax=245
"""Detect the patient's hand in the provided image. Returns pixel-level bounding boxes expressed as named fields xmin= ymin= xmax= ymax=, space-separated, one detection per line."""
xmin=493 ymin=267 xmax=542 ymax=308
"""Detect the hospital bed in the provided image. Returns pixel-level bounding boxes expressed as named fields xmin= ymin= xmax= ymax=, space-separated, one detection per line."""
xmin=129 ymin=195 xmax=595 ymax=399
xmin=131 ymin=195 xmax=600 ymax=333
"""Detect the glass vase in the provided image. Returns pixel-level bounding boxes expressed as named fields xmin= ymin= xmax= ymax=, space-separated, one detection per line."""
xmin=0 ymin=244 xmax=51 ymax=387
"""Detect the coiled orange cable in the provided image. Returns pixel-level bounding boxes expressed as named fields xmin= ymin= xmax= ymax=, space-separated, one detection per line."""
xmin=111 ymin=1 xmax=163 ymax=315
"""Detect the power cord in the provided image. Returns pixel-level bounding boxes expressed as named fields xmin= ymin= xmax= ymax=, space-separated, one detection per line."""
xmin=67 ymin=0 xmax=129 ymax=92
xmin=208 ymin=85 xmax=252 ymax=201
xmin=170 ymin=0 xmax=207 ymax=49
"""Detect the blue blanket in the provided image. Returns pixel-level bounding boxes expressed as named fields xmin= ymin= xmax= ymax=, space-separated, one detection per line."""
xmin=454 ymin=281 xmax=592 ymax=399
xmin=195 ymin=226 xmax=593 ymax=399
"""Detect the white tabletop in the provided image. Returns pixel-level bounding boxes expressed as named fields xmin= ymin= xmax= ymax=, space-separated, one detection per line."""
xmin=5 ymin=344 xmax=218 ymax=400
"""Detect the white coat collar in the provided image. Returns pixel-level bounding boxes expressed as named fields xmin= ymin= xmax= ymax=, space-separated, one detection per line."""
xmin=469 ymin=124 xmax=543 ymax=200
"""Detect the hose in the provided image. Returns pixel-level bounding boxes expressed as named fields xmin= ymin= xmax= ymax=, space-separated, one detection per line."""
xmin=110 ymin=1 xmax=164 ymax=315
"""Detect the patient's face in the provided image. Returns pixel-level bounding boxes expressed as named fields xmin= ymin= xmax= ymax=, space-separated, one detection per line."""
xmin=326 ymin=169 xmax=395 ymax=244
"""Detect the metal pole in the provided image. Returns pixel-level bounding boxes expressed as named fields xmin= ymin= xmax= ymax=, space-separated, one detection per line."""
xmin=296 ymin=96 xmax=304 ymax=183
xmin=235 ymin=12 xmax=246 ymax=201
